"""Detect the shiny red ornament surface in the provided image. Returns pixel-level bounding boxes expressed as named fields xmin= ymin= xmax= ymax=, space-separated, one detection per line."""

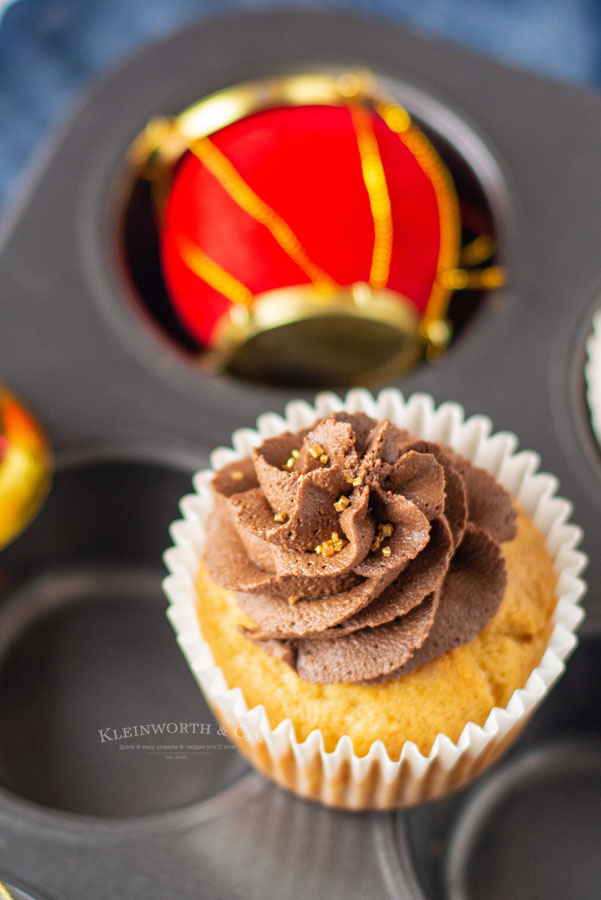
xmin=160 ymin=104 xmax=451 ymax=348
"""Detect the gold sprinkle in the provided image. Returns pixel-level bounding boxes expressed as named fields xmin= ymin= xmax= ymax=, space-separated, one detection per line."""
xmin=230 ymin=470 xmax=244 ymax=480
xmin=309 ymin=443 xmax=325 ymax=459
xmin=352 ymin=476 xmax=363 ymax=487
xmin=315 ymin=531 xmax=346 ymax=557
xmin=273 ymin=511 xmax=287 ymax=523
xmin=344 ymin=473 xmax=355 ymax=484
xmin=381 ymin=546 xmax=392 ymax=557
xmin=371 ymin=522 xmax=394 ymax=553
xmin=297 ymin=473 xmax=304 ymax=482
xmin=284 ymin=448 xmax=301 ymax=469
xmin=319 ymin=453 xmax=329 ymax=464
xmin=287 ymin=595 xmax=300 ymax=606
xmin=334 ymin=495 xmax=350 ymax=512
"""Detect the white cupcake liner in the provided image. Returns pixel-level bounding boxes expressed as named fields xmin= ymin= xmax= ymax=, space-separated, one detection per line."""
xmin=585 ymin=310 xmax=601 ymax=446
xmin=163 ymin=388 xmax=587 ymax=810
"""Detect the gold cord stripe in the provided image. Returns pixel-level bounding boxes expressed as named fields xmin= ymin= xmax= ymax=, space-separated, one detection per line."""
xmin=190 ymin=137 xmax=336 ymax=291
xmin=178 ymin=237 xmax=253 ymax=307
xmin=378 ymin=98 xmax=461 ymax=327
xmin=349 ymin=104 xmax=393 ymax=290
xmin=404 ymin=126 xmax=460 ymax=325
xmin=0 ymin=881 xmax=15 ymax=900
xmin=440 ymin=265 xmax=506 ymax=290
xmin=459 ymin=233 xmax=496 ymax=266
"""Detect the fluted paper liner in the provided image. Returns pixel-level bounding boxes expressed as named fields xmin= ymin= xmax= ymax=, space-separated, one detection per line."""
xmin=586 ymin=310 xmax=601 ymax=447
xmin=163 ymin=389 xmax=587 ymax=809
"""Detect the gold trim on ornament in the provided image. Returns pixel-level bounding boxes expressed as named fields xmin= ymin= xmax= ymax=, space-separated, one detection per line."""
xmin=178 ymin=237 xmax=254 ymax=307
xmin=209 ymin=282 xmax=423 ymax=382
xmin=349 ymin=102 xmax=394 ymax=289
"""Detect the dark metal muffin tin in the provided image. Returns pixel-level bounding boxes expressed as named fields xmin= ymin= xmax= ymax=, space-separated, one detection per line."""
xmin=1 ymin=10 xmax=600 ymax=899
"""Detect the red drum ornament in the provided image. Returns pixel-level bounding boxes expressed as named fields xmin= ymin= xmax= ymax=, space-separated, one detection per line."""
xmin=132 ymin=72 xmax=504 ymax=384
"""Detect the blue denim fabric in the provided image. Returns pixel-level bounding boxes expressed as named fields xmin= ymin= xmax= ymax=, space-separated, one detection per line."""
xmin=0 ymin=0 xmax=599 ymax=211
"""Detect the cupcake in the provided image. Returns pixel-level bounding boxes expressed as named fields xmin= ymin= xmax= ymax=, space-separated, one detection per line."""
xmin=164 ymin=389 xmax=586 ymax=809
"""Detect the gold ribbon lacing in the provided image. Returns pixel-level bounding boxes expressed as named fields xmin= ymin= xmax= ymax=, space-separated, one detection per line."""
xmin=349 ymin=103 xmax=393 ymax=289
xmin=178 ymin=238 xmax=254 ymax=308
xmin=190 ymin=136 xmax=336 ymax=293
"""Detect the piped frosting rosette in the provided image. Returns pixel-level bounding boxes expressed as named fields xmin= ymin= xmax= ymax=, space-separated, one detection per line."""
xmin=164 ymin=389 xmax=587 ymax=809
xmin=206 ymin=413 xmax=516 ymax=685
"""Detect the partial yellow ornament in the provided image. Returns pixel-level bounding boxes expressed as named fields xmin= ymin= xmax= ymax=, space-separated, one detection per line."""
xmin=0 ymin=387 xmax=51 ymax=548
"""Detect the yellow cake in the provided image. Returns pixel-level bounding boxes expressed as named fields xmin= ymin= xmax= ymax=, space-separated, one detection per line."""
xmin=195 ymin=504 xmax=556 ymax=757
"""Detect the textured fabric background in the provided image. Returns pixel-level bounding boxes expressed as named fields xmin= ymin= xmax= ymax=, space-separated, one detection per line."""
xmin=0 ymin=0 xmax=599 ymax=212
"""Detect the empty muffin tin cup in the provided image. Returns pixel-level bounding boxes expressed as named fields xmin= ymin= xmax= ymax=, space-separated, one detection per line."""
xmin=396 ymin=634 xmax=601 ymax=900
xmin=0 ymin=454 xmax=248 ymax=819
xmin=451 ymin=641 xmax=601 ymax=900
xmin=164 ymin=388 xmax=587 ymax=810
xmin=446 ymin=737 xmax=601 ymax=900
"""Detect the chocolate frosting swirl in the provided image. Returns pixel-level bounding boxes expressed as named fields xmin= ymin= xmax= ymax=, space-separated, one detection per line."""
xmin=205 ymin=413 xmax=517 ymax=684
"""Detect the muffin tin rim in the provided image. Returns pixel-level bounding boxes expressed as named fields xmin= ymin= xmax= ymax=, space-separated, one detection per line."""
xmin=0 ymin=755 xmax=264 ymax=837
xmin=50 ymin=437 xmax=209 ymax=476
